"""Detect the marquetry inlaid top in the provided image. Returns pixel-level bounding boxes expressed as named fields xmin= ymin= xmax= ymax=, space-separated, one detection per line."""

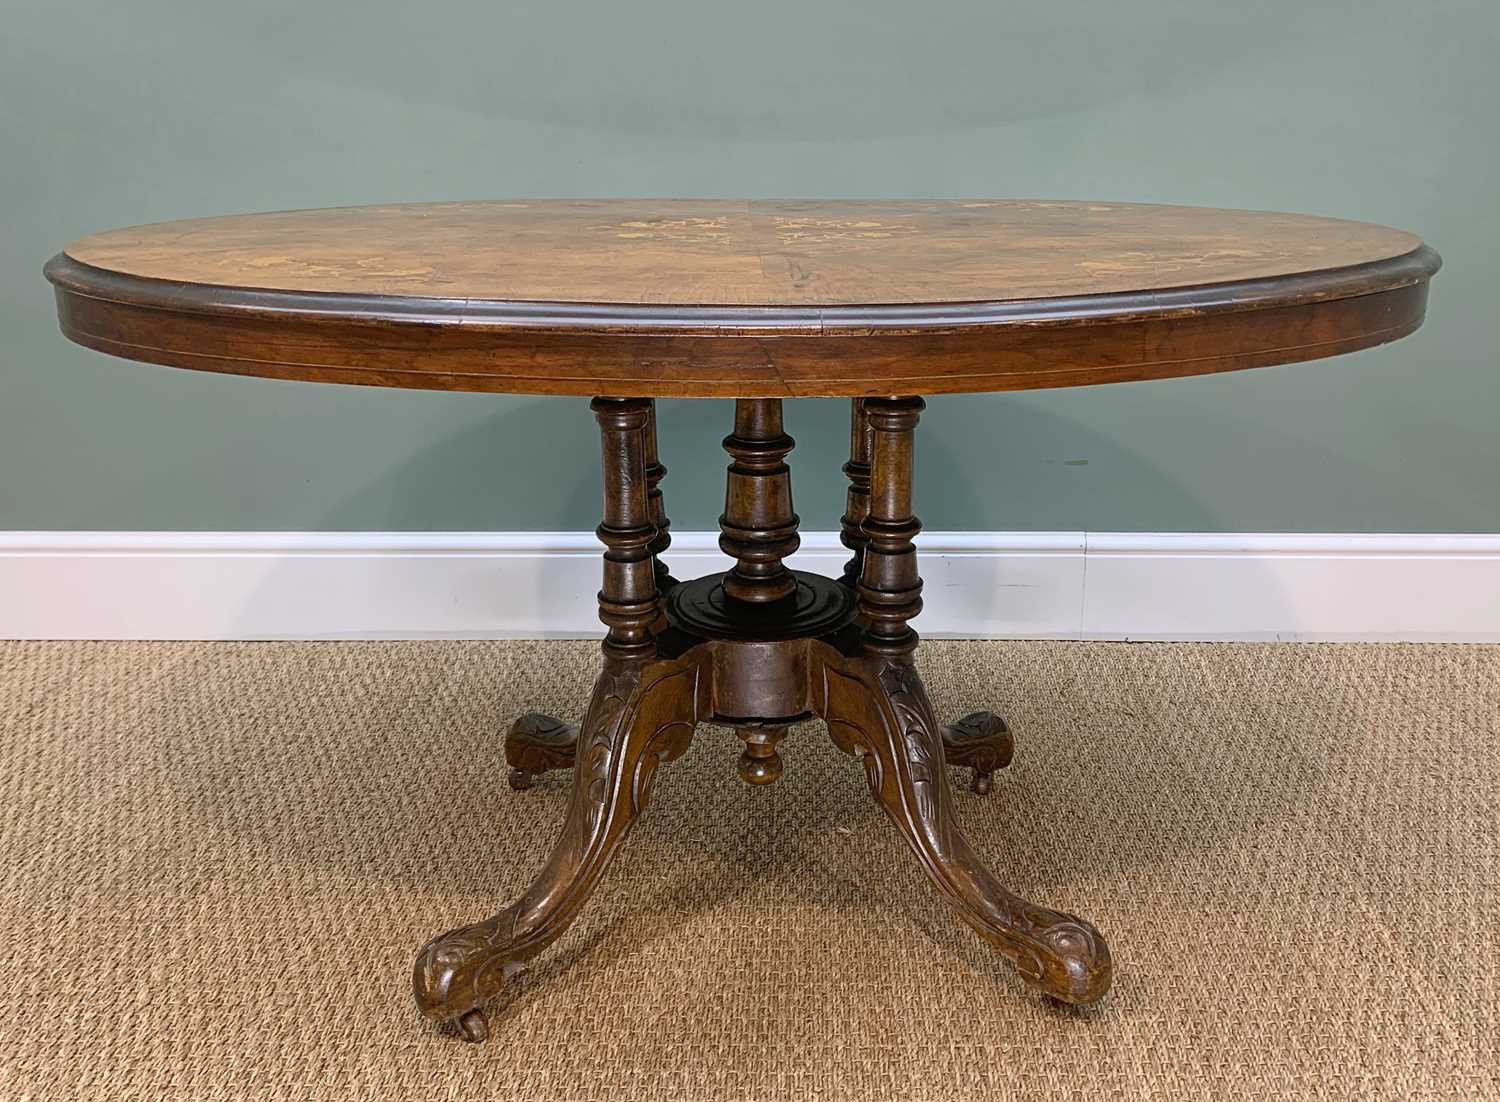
xmin=60 ymin=199 xmax=1423 ymax=307
xmin=46 ymin=200 xmax=1439 ymax=396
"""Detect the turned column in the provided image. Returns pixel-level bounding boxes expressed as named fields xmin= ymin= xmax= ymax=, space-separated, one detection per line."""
xmin=858 ymin=397 xmax=925 ymax=655
xmin=591 ymin=397 xmax=661 ymax=657
xmin=643 ymin=399 xmax=674 ymax=590
xmin=839 ymin=398 xmax=874 ymax=587
xmin=719 ymin=398 xmax=800 ymax=603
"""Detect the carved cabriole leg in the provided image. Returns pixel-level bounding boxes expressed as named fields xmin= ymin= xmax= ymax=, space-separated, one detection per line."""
xmin=414 ymin=651 xmax=703 ymax=1037
xmin=813 ymin=647 xmax=1110 ymax=1004
xmin=821 ymin=395 xmax=1112 ymax=1005
xmin=839 ymin=398 xmax=874 ymax=589
xmin=719 ymin=398 xmax=800 ymax=604
xmin=415 ymin=397 xmax=700 ymax=1041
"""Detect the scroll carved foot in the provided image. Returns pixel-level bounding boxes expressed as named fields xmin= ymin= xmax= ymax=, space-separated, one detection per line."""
xmin=504 ymin=712 xmax=579 ymax=790
xmin=942 ymin=711 xmax=1014 ymax=795
xmin=415 ymin=652 xmax=703 ymax=1038
xmin=815 ymin=648 xmax=1112 ymax=1006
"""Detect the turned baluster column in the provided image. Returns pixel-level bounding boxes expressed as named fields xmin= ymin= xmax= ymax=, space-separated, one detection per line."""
xmin=858 ymin=397 xmax=925 ymax=655
xmin=643 ymin=399 xmax=675 ymax=591
xmin=719 ymin=398 xmax=800 ymax=603
xmin=591 ymin=397 xmax=661 ymax=657
xmin=839 ymin=398 xmax=874 ymax=588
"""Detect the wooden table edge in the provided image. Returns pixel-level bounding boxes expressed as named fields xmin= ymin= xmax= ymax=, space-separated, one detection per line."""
xmin=46 ymin=246 xmax=1439 ymax=333
xmin=44 ymin=246 xmax=1440 ymax=398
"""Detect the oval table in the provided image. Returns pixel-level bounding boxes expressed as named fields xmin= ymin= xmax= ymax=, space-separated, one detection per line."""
xmin=46 ymin=200 xmax=1441 ymax=1042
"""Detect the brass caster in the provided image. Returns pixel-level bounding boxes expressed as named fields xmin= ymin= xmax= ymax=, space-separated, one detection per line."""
xmin=507 ymin=767 xmax=534 ymax=791
xmin=456 ymin=1008 xmax=489 ymax=1044
xmin=971 ymin=770 xmax=994 ymax=795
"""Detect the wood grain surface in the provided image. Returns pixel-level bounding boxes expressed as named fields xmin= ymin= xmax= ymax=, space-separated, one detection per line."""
xmin=61 ymin=199 xmax=1422 ymax=306
xmin=46 ymin=199 xmax=1440 ymax=397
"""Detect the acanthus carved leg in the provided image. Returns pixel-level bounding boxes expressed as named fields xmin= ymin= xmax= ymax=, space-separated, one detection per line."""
xmin=814 ymin=649 xmax=1111 ymax=1005
xmin=415 ymin=394 xmax=705 ymax=1041
xmin=823 ymin=395 xmax=1111 ymax=1005
xmin=504 ymin=713 xmax=579 ymax=790
xmin=941 ymin=711 xmax=1014 ymax=795
xmin=413 ymin=651 xmax=703 ymax=1037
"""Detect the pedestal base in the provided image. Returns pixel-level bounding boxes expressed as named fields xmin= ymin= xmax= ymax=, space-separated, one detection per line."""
xmin=413 ymin=396 xmax=1111 ymax=1042
xmin=418 ymin=583 xmax=1112 ymax=1041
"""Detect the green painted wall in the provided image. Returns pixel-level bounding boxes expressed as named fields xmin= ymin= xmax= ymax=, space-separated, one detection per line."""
xmin=3 ymin=0 xmax=1493 ymax=533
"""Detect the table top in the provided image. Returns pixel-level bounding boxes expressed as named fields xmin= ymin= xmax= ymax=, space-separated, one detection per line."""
xmin=46 ymin=199 xmax=1440 ymax=398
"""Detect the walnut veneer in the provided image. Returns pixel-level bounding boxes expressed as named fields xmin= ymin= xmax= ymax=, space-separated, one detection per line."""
xmin=44 ymin=199 xmax=1440 ymax=1042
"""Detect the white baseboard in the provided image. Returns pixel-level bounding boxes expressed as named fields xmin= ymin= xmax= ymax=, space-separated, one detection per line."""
xmin=2 ymin=530 xmax=1497 ymax=641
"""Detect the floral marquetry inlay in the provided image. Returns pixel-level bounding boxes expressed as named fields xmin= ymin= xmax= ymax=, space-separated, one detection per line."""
xmin=60 ymin=198 xmax=1424 ymax=309
xmin=597 ymin=217 xmax=735 ymax=243
xmin=770 ymin=216 xmax=921 ymax=245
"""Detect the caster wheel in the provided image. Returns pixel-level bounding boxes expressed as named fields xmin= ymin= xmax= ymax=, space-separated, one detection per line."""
xmin=507 ymin=767 xmax=534 ymax=791
xmin=943 ymin=711 xmax=1013 ymax=797
xmin=456 ymin=1008 xmax=489 ymax=1044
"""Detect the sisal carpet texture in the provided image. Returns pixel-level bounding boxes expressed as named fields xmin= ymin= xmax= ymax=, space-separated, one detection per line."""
xmin=1 ymin=640 xmax=1497 ymax=1101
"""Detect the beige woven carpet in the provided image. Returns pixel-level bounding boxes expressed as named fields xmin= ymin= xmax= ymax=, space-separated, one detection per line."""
xmin=2 ymin=640 xmax=1497 ymax=1100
